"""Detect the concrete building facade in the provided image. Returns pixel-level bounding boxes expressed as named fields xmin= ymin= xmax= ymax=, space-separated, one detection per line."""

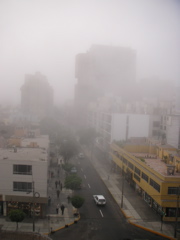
xmin=0 ymin=147 xmax=48 ymax=217
xmin=21 ymin=72 xmax=53 ymax=120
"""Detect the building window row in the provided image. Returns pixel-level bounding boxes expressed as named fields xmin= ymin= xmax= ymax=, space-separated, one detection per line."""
xmin=135 ymin=167 xmax=141 ymax=176
xmin=150 ymin=178 xmax=160 ymax=193
xmin=168 ymin=187 xmax=179 ymax=195
xmin=142 ymin=172 xmax=149 ymax=182
xmin=134 ymin=173 xmax=140 ymax=182
xmin=112 ymin=150 xmax=161 ymax=192
xmin=13 ymin=164 xmax=32 ymax=175
xmin=13 ymin=182 xmax=32 ymax=192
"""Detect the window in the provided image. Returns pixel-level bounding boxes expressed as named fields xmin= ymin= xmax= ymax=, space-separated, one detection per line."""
xmin=150 ymin=179 xmax=160 ymax=192
xmin=142 ymin=172 xmax=148 ymax=182
xmin=13 ymin=165 xmax=32 ymax=175
xmin=168 ymin=187 xmax=179 ymax=195
xmin=13 ymin=182 xmax=32 ymax=192
xmin=128 ymin=162 xmax=134 ymax=170
xmin=135 ymin=167 xmax=141 ymax=176
xmin=134 ymin=173 xmax=140 ymax=182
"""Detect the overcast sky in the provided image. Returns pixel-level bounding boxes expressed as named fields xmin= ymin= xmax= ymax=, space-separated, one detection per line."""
xmin=0 ymin=0 xmax=179 ymax=105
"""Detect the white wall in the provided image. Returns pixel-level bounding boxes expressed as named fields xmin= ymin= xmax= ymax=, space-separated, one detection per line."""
xmin=111 ymin=113 xmax=150 ymax=142
xmin=128 ymin=114 xmax=149 ymax=138
xmin=0 ymin=159 xmax=47 ymax=198
xmin=111 ymin=114 xmax=127 ymax=141
xmin=166 ymin=115 xmax=180 ymax=149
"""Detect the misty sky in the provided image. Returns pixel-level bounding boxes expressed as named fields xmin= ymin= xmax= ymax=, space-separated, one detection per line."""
xmin=0 ymin=0 xmax=179 ymax=105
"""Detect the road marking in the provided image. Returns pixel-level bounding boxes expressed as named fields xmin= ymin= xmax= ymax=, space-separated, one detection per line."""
xmin=88 ymin=183 xmax=91 ymax=188
xmin=99 ymin=210 xmax=104 ymax=217
xmin=84 ymin=175 xmax=86 ymax=179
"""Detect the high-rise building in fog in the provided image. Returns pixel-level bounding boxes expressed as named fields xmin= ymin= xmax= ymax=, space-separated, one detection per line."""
xmin=74 ymin=44 xmax=136 ymax=127
xmin=21 ymin=72 xmax=53 ymax=120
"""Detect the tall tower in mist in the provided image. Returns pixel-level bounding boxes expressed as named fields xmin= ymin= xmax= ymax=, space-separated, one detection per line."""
xmin=21 ymin=72 xmax=53 ymax=120
xmin=74 ymin=44 xmax=136 ymax=128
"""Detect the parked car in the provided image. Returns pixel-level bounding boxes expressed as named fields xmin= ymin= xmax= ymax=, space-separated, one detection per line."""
xmin=93 ymin=195 xmax=106 ymax=205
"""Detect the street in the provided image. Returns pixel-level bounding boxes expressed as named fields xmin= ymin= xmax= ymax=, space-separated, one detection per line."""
xmin=50 ymin=149 xmax=169 ymax=240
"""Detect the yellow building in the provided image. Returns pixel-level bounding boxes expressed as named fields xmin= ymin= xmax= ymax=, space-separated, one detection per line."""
xmin=110 ymin=140 xmax=180 ymax=222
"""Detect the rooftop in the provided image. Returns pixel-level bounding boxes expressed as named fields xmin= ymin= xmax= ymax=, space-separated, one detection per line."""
xmin=0 ymin=147 xmax=48 ymax=162
xmin=132 ymin=153 xmax=180 ymax=177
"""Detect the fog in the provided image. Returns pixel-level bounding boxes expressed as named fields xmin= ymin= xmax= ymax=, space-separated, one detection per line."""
xmin=0 ymin=0 xmax=179 ymax=105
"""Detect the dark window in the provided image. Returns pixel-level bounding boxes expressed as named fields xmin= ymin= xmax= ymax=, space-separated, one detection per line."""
xmin=128 ymin=162 xmax=134 ymax=170
xmin=168 ymin=187 xmax=179 ymax=195
xmin=13 ymin=165 xmax=32 ymax=175
xmin=13 ymin=182 xmax=32 ymax=192
xmin=134 ymin=173 xmax=140 ymax=182
xmin=142 ymin=172 xmax=148 ymax=182
xmin=150 ymin=179 xmax=160 ymax=192
xmin=135 ymin=167 xmax=141 ymax=176
xmin=122 ymin=157 xmax=127 ymax=165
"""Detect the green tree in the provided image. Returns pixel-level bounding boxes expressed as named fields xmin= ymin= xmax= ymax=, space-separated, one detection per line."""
xmin=8 ymin=209 xmax=26 ymax=230
xmin=71 ymin=195 xmax=85 ymax=209
xmin=64 ymin=175 xmax=82 ymax=190
xmin=60 ymin=138 xmax=78 ymax=162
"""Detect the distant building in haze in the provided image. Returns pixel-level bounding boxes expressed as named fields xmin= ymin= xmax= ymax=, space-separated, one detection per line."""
xmin=74 ymin=44 xmax=137 ymax=128
xmin=21 ymin=72 xmax=53 ymax=120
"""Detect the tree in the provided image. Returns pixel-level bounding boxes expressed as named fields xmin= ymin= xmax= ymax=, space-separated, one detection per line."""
xmin=71 ymin=195 xmax=85 ymax=209
xmin=64 ymin=175 xmax=82 ymax=190
xmin=8 ymin=209 xmax=26 ymax=230
xmin=60 ymin=137 xmax=78 ymax=162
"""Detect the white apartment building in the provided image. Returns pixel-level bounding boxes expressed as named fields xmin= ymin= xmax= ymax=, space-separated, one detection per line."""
xmin=166 ymin=115 xmax=180 ymax=149
xmin=88 ymin=109 xmax=161 ymax=151
xmin=0 ymin=147 xmax=48 ymax=217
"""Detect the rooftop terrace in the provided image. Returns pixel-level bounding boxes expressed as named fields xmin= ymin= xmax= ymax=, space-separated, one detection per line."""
xmin=132 ymin=153 xmax=180 ymax=177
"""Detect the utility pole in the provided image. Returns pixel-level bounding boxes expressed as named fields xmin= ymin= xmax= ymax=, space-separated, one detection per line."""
xmin=121 ymin=166 xmax=125 ymax=208
xmin=32 ymin=181 xmax=35 ymax=232
xmin=174 ymin=186 xmax=180 ymax=238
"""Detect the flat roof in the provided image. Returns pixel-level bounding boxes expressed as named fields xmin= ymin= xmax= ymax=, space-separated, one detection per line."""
xmin=132 ymin=153 xmax=180 ymax=177
xmin=21 ymin=135 xmax=49 ymax=149
xmin=0 ymin=148 xmax=47 ymax=162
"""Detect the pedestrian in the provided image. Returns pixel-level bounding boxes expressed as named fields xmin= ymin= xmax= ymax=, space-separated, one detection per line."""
xmin=48 ymin=196 xmax=51 ymax=206
xmin=61 ymin=204 xmax=65 ymax=215
xmin=56 ymin=204 xmax=59 ymax=214
xmin=57 ymin=189 xmax=60 ymax=199
xmin=55 ymin=180 xmax=58 ymax=189
xmin=58 ymin=180 xmax=61 ymax=186
xmin=60 ymin=183 xmax=62 ymax=191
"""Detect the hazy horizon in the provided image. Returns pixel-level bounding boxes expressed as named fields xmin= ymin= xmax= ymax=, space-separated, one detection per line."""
xmin=0 ymin=0 xmax=179 ymax=106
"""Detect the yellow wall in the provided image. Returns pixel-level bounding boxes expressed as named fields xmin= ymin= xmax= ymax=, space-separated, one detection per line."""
xmin=110 ymin=143 xmax=180 ymax=219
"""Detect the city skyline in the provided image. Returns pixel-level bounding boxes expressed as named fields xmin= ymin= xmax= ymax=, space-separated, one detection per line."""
xmin=0 ymin=0 xmax=179 ymax=105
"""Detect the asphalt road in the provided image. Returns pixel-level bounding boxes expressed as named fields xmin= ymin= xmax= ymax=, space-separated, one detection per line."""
xmin=51 ymin=151 xmax=169 ymax=240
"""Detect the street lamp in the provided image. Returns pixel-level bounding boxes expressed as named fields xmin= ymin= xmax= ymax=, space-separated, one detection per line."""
xmin=121 ymin=166 xmax=125 ymax=208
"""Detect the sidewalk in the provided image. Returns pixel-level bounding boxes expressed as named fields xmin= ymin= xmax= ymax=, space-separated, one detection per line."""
xmin=82 ymin=147 xmax=179 ymax=240
xmin=0 ymin=162 xmax=79 ymax=235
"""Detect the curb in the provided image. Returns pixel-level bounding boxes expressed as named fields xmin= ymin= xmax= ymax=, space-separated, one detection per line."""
xmin=128 ymin=219 xmax=176 ymax=240
xmin=43 ymin=214 xmax=81 ymax=236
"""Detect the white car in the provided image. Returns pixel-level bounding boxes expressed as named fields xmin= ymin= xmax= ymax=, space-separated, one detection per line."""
xmin=93 ymin=195 xmax=106 ymax=205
